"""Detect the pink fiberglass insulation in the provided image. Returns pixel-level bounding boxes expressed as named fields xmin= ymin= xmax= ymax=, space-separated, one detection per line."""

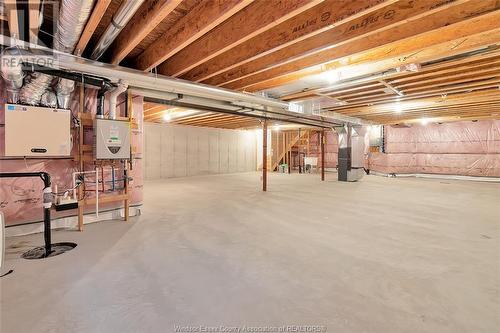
xmin=308 ymin=130 xmax=339 ymax=168
xmin=0 ymin=79 xmax=144 ymax=226
xmin=369 ymin=120 xmax=500 ymax=177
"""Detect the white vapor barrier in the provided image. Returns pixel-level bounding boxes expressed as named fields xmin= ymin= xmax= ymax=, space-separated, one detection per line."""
xmin=144 ymin=123 xmax=258 ymax=180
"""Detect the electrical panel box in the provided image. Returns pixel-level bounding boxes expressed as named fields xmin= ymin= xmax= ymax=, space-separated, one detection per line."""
xmin=4 ymin=104 xmax=71 ymax=157
xmin=94 ymin=118 xmax=130 ymax=159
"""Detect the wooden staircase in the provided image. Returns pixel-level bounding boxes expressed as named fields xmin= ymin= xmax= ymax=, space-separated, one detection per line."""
xmin=271 ymin=130 xmax=309 ymax=171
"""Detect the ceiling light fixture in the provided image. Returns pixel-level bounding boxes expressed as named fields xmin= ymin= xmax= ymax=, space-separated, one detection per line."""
xmin=420 ymin=118 xmax=429 ymax=125
xmin=394 ymin=103 xmax=402 ymax=114
xmin=163 ymin=113 xmax=172 ymax=122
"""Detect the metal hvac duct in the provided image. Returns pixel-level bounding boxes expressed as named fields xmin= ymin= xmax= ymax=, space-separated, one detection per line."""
xmin=0 ymin=48 xmax=25 ymax=103
xmin=18 ymin=0 xmax=95 ymax=107
xmin=53 ymin=0 xmax=95 ymax=108
xmin=0 ymin=36 xmax=349 ymax=128
xmin=20 ymin=72 xmax=53 ymax=105
xmin=55 ymin=0 xmax=95 ymax=53
xmin=90 ymin=0 xmax=144 ymax=60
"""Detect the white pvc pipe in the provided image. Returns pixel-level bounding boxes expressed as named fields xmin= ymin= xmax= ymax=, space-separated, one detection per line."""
xmin=108 ymin=80 xmax=128 ymax=120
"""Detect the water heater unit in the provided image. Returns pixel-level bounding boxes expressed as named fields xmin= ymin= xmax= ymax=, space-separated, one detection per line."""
xmin=94 ymin=118 xmax=131 ymax=159
xmin=5 ymin=104 xmax=71 ymax=157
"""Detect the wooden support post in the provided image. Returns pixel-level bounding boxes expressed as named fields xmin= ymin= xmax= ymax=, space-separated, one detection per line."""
xmin=77 ymin=186 xmax=84 ymax=231
xmin=124 ymin=90 xmax=133 ymax=221
xmin=78 ymin=84 xmax=84 ymax=172
xmin=77 ymin=84 xmax=84 ymax=231
xmin=321 ymin=129 xmax=325 ymax=181
xmin=282 ymin=132 xmax=285 ymax=169
xmin=124 ymin=165 xmax=129 ymax=221
xmin=262 ymin=119 xmax=268 ymax=192
xmin=288 ymin=132 xmax=291 ymax=174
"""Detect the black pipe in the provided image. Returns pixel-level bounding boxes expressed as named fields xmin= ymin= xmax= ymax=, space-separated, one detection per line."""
xmin=29 ymin=65 xmax=113 ymax=89
xmin=96 ymin=88 xmax=106 ymax=118
xmin=0 ymin=172 xmax=52 ymax=256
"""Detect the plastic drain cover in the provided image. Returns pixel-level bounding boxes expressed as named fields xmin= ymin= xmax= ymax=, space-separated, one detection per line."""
xmin=22 ymin=242 xmax=77 ymax=260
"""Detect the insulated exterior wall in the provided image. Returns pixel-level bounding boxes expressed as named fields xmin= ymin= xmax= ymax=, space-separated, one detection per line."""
xmin=308 ymin=131 xmax=339 ymax=168
xmin=369 ymin=120 xmax=500 ymax=177
xmin=0 ymin=79 xmax=144 ymax=226
xmin=144 ymin=123 xmax=257 ymax=180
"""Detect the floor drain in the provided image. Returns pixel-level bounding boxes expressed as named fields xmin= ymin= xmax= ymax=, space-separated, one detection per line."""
xmin=22 ymin=242 xmax=77 ymax=259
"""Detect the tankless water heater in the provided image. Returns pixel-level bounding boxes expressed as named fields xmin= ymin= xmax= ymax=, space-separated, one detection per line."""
xmin=94 ymin=118 xmax=131 ymax=159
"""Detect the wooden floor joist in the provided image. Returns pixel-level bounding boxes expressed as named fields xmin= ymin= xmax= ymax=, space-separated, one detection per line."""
xmin=217 ymin=1 xmax=500 ymax=91
xmin=157 ymin=0 xmax=324 ymax=77
xmin=21 ymin=0 xmax=498 ymax=125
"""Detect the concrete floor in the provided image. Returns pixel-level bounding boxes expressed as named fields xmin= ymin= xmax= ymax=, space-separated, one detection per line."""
xmin=1 ymin=173 xmax=499 ymax=333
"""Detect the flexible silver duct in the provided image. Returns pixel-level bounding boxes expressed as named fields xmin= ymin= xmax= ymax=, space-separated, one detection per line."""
xmin=54 ymin=0 xmax=95 ymax=53
xmin=41 ymin=90 xmax=58 ymax=108
xmin=0 ymin=48 xmax=25 ymax=103
xmin=19 ymin=72 xmax=53 ymax=105
xmin=18 ymin=0 xmax=94 ymax=107
xmin=54 ymin=0 xmax=95 ymax=108
xmin=90 ymin=0 xmax=144 ymax=60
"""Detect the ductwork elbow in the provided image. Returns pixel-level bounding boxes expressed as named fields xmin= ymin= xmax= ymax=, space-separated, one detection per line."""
xmin=19 ymin=72 xmax=54 ymax=105
xmin=0 ymin=48 xmax=25 ymax=103
xmin=108 ymin=80 xmax=128 ymax=120
xmin=55 ymin=78 xmax=75 ymax=109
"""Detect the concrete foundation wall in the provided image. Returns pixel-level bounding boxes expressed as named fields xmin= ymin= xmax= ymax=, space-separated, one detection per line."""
xmin=144 ymin=123 xmax=257 ymax=180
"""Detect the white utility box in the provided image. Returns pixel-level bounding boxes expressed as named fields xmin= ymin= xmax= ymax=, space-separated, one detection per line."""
xmin=94 ymin=118 xmax=130 ymax=159
xmin=5 ymin=104 xmax=71 ymax=157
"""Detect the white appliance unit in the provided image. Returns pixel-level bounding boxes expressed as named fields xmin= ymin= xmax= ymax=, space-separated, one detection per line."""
xmin=4 ymin=104 xmax=71 ymax=157
xmin=94 ymin=118 xmax=131 ymax=159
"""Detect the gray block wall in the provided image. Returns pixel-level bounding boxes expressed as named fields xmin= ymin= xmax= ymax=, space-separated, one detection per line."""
xmin=144 ymin=123 xmax=257 ymax=180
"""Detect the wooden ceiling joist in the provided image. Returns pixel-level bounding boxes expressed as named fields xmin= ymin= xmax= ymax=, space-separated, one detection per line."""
xmin=217 ymin=0 xmax=500 ymax=91
xmin=74 ymin=0 xmax=111 ymax=56
xmin=135 ymin=0 xmax=252 ymax=71
xmin=109 ymin=0 xmax=183 ymax=64
xmin=5 ymin=0 xmax=20 ymax=39
xmin=28 ymin=0 xmax=41 ymax=44
xmin=158 ymin=0 xmax=325 ymax=77
xmin=179 ymin=0 xmax=387 ymax=82
xmin=283 ymin=52 xmax=500 ymax=102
